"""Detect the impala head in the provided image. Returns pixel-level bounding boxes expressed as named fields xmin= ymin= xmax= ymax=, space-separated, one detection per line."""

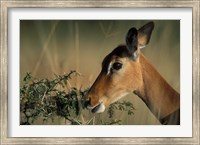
xmin=85 ymin=22 xmax=154 ymax=113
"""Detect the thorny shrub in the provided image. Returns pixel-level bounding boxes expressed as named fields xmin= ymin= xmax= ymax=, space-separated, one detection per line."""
xmin=20 ymin=71 xmax=134 ymax=125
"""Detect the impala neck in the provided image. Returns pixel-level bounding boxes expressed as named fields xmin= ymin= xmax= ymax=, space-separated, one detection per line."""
xmin=134 ymin=54 xmax=180 ymax=121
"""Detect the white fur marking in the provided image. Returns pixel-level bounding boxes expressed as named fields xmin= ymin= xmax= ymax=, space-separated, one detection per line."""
xmin=95 ymin=103 xmax=106 ymax=113
xmin=139 ymin=44 xmax=146 ymax=49
xmin=107 ymin=63 xmax=113 ymax=75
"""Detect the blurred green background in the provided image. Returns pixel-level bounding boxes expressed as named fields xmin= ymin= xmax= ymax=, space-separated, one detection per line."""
xmin=20 ymin=20 xmax=180 ymax=125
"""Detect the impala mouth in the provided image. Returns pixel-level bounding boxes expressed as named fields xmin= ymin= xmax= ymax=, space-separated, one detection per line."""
xmin=88 ymin=103 xmax=105 ymax=113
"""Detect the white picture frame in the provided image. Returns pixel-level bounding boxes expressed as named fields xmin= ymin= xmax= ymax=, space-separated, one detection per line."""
xmin=0 ymin=0 xmax=199 ymax=144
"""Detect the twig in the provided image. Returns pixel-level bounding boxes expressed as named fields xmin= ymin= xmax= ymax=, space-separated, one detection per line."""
xmin=41 ymin=90 xmax=47 ymax=104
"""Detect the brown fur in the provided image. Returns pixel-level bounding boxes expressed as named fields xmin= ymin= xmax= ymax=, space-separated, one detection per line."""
xmin=138 ymin=33 xmax=148 ymax=47
xmin=86 ymin=22 xmax=180 ymax=124
xmin=137 ymin=54 xmax=180 ymax=120
xmin=87 ymin=47 xmax=180 ymax=124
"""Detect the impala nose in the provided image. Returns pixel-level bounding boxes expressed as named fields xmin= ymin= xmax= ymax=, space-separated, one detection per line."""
xmin=84 ymin=97 xmax=91 ymax=109
xmin=84 ymin=100 xmax=90 ymax=108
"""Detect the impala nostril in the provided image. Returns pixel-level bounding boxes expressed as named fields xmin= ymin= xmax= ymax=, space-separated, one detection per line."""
xmin=84 ymin=100 xmax=90 ymax=107
xmin=84 ymin=98 xmax=91 ymax=108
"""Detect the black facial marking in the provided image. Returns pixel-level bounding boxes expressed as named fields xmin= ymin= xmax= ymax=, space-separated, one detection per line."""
xmin=101 ymin=45 xmax=133 ymax=73
xmin=110 ymin=45 xmax=132 ymax=58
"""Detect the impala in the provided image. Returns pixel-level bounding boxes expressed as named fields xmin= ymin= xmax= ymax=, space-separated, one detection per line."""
xmin=85 ymin=22 xmax=180 ymax=125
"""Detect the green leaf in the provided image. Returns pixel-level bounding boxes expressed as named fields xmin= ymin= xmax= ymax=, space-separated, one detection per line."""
xmin=23 ymin=72 xmax=32 ymax=82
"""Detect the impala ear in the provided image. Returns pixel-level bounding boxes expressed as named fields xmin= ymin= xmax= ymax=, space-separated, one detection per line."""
xmin=138 ymin=21 xmax=154 ymax=49
xmin=126 ymin=21 xmax=154 ymax=60
xmin=126 ymin=27 xmax=138 ymax=59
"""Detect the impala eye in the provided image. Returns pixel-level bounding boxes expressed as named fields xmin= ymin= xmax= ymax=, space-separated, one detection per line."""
xmin=112 ymin=62 xmax=122 ymax=70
